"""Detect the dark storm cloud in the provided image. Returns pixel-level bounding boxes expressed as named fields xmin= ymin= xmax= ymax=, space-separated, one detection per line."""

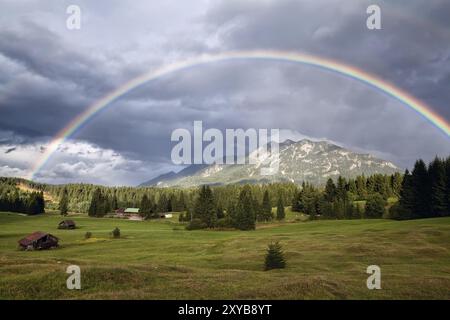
xmin=204 ymin=0 xmax=450 ymax=118
xmin=0 ymin=22 xmax=117 ymax=140
xmin=0 ymin=0 xmax=449 ymax=184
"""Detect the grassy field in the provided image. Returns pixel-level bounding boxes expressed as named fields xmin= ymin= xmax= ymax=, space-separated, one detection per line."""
xmin=0 ymin=211 xmax=449 ymax=300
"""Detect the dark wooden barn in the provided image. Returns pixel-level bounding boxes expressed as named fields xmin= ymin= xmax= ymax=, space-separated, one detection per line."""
xmin=18 ymin=232 xmax=59 ymax=250
xmin=58 ymin=220 xmax=76 ymax=229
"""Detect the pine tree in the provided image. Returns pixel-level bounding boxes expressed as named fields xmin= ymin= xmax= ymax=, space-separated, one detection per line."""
xmin=111 ymin=192 xmax=118 ymax=211
xmin=59 ymin=187 xmax=69 ymax=216
xmin=216 ymin=204 xmax=225 ymax=219
xmin=140 ymin=194 xmax=152 ymax=218
xmin=397 ymin=169 xmax=414 ymax=219
xmin=356 ymin=175 xmax=367 ymax=199
xmin=348 ymin=179 xmax=357 ymax=196
xmin=264 ymin=242 xmax=286 ymax=270
xmin=276 ymin=195 xmax=285 ymax=220
xmin=411 ymin=160 xmax=430 ymax=218
xmin=318 ymin=195 xmax=333 ymax=219
xmin=177 ymin=192 xmax=186 ymax=212
xmin=235 ymin=186 xmax=256 ymax=230
xmin=291 ymin=190 xmax=304 ymax=212
xmin=262 ymin=190 xmax=273 ymax=221
xmin=88 ymin=188 xmax=101 ymax=217
xmin=334 ymin=199 xmax=345 ymax=219
xmin=324 ymin=178 xmax=336 ymax=202
xmin=194 ymin=185 xmax=217 ymax=228
xmin=336 ymin=176 xmax=348 ymax=202
xmin=428 ymin=157 xmax=447 ymax=217
xmin=157 ymin=194 xmax=169 ymax=213
xmin=391 ymin=172 xmax=403 ymax=197
xmin=446 ymin=157 xmax=450 ymax=216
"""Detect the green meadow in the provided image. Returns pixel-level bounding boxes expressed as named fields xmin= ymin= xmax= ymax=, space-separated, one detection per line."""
xmin=0 ymin=211 xmax=449 ymax=300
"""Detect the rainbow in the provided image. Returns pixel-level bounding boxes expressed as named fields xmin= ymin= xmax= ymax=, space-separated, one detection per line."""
xmin=28 ymin=50 xmax=450 ymax=180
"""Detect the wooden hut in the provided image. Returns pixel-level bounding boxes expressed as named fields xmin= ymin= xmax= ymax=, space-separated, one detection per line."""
xmin=58 ymin=220 xmax=76 ymax=229
xmin=18 ymin=232 xmax=59 ymax=250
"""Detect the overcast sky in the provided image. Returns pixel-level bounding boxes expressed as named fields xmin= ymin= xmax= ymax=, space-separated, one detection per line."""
xmin=1 ymin=0 xmax=450 ymax=186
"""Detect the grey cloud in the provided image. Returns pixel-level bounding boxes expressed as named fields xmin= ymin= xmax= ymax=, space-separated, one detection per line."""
xmin=0 ymin=0 xmax=449 ymax=185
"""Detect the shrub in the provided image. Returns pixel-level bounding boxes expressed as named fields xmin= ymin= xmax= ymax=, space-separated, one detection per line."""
xmin=112 ymin=227 xmax=121 ymax=238
xmin=365 ymin=194 xmax=386 ymax=218
xmin=264 ymin=242 xmax=286 ymax=271
xmin=84 ymin=231 xmax=92 ymax=239
xmin=388 ymin=202 xmax=411 ymax=220
xmin=216 ymin=217 xmax=234 ymax=229
xmin=185 ymin=218 xmax=207 ymax=230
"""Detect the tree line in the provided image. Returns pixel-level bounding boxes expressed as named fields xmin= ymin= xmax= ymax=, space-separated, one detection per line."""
xmin=391 ymin=157 xmax=450 ymax=219
xmin=183 ymin=185 xmax=286 ymax=230
xmin=3 ymin=156 xmax=449 ymax=223
xmin=0 ymin=178 xmax=45 ymax=215
xmin=291 ymin=173 xmax=403 ymax=219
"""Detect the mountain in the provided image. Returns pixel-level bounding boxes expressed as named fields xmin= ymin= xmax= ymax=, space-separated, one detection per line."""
xmin=140 ymin=139 xmax=401 ymax=187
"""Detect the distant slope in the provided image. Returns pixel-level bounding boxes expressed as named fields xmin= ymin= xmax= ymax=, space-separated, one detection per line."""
xmin=140 ymin=139 xmax=401 ymax=187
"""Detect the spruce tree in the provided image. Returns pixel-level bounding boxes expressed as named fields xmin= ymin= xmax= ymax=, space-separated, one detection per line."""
xmin=194 ymin=185 xmax=217 ymax=228
xmin=348 ymin=179 xmax=357 ymax=196
xmin=235 ymin=186 xmax=256 ymax=230
xmin=318 ymin=195 xmax=333 ymax=219
xmin=216 ymin=204 xmax=225 ymax=219
xmin=446 ymin=157 xmax=450 ymax=215
xmin=88 ymin=188 xmax=101 ymax=217
xmin=336 ymin=176 xmax=348 ymax=202
xmin=356 ymin=175 xmax=367 ymax=199
xmin=428 ymin=157 xmax=447 ymax=217
xmin=262 ymin=190 xmax=273 ymax=221
xmin=140 ymin=194 xmax=152 ymax=218
xmin=391 ymin=172 xmax=403 ymax=197
xmin=324 ymin=178 xmax=336 ymax=202
xmin=112 ymin=193 xmax=118 ymax=211
xmin=264 ymin=242 xmax=286 ymax=270
xmin=291 ymin=190 xmax=304 ymax=212
xmin=398 ymin=170 xmax=414 ymax=219
xmin=276 ymin=195 xmax=285 ymax=220
xmin=411 ymin=160 xmax=430 ymax=218
xmin=59 ymin=187 xmax=69 ymax=216
xmin=157 ymin=194 xmax=169 ymax=213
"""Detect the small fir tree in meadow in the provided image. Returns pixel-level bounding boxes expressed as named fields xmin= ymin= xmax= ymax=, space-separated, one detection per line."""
xmin=264 ymin=241 xmax=286 ymax=270
xmin=112 ymin=227 xmax=120 ymax=239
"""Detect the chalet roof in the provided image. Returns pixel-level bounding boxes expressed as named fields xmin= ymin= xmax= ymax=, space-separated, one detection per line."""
xmin=18 ymin=231 xmax=58 ymax=246
xmin=124 ymin=208 xmax=140 ymax=213
xmin=59 ymin=220 xmax=76 ymax=226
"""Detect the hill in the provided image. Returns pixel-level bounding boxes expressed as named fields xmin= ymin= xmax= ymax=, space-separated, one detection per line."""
xmin=141 ymin=139 xmax=401 ymax=187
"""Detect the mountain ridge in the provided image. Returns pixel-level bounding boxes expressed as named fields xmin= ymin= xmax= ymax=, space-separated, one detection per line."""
xmin=140 ymin=139 xmax=401 ymax=187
